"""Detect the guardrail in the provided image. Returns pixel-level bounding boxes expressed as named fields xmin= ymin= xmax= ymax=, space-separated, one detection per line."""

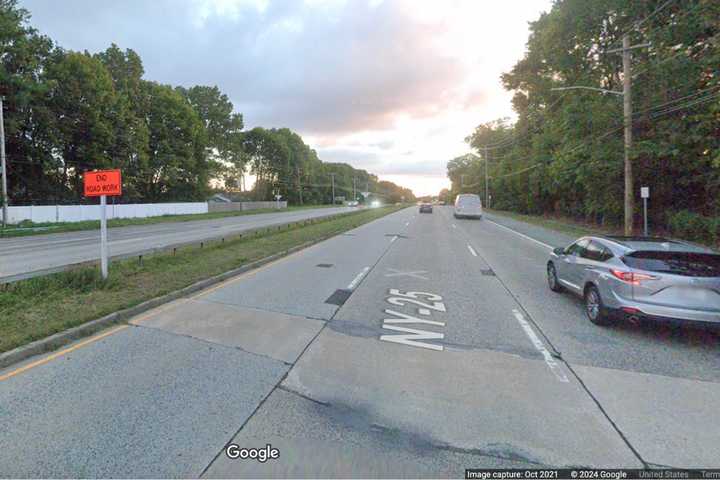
xmin=0 ymin=209 xmax=363 ymax=285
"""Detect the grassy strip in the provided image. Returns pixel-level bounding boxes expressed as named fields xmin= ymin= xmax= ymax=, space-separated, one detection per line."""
xmin=0 ymin=206 xmax=402 ymax=353
xmin=487 ymin=208 xmax=719 ymax=250
xmin=486 ymin=209 xmax=622 ymax=238
xmin=0 ymin=204 xmax=337 ymax=238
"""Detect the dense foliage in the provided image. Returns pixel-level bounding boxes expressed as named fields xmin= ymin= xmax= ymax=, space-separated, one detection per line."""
xmin=448 ymin=0 xmax=719 ymax=237
xmin=0 ymin=0 xmax=413 ymax=205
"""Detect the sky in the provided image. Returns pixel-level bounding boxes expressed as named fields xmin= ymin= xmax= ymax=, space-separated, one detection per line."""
xmin=20 ymin=0 xmax=553 ymax=197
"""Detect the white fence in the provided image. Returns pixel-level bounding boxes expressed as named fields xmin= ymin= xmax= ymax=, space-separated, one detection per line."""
xmin=208 ymin=201 xmax=287 ymax=213
xmin=2 ymin=202 xmax=209 ymax=224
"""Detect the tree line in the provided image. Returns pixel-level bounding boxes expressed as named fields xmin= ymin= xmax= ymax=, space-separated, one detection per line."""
xmin=0 ymin=0 xmax=414 ymax=206
xmin=448 ymin=0 xmax=719 ymax=243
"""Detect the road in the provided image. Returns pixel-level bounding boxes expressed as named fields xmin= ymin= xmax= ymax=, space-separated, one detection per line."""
xmin=1 ymin=206 xmax=718 ymax=477
xmin=0 ymin=206 xmax=353 ymax=282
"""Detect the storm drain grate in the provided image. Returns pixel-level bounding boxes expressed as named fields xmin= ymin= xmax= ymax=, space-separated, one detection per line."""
xmin=481 ymin=269 xmax=496 ymax=276
xmin=316 ymin=263 xmax=334 ymax=268
xmin=325 ymin=289 xmax=352 ymax=306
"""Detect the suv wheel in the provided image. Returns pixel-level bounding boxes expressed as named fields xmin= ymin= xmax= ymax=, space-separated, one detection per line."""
xmin=584 ymin=285 xmax=611 ymax=326
xmin=547 ymin=263 xmax=563 ymax=292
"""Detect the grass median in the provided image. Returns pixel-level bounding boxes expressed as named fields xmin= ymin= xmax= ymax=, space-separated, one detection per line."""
xmin=0 ymin=204 xmax=337 ymax=238
xmin=0 ymin=205 xmax=403 ymax=353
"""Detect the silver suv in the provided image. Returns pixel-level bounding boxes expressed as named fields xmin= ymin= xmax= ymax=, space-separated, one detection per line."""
xmin=547 ymin=236 xmax=720 ymax=326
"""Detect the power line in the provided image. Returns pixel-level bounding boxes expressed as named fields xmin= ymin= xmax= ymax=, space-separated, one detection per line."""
xmin=462 ymin=86 xmax=716 ymax=186
xmin=609 ymin=0 xmax=680 ymax=49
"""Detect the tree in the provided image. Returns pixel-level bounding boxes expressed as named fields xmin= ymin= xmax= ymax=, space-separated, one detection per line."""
xmin=0 ymin=0 xmax=55 ymax=203
xmin=96 ymin=44 xmax=149 ymax=201
xmin=44 ymin=50 xmax=118 ymax=199
xmin=139 ymin=81 xmax=210 ymax=201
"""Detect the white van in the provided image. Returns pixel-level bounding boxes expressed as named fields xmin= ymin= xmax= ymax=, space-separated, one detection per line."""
xmin=454 ymin=194 xmax=482 ymax=219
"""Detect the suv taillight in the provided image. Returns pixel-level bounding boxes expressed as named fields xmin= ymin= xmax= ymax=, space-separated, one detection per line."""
xmin=610 ymin=269 xmax=658 ymax=285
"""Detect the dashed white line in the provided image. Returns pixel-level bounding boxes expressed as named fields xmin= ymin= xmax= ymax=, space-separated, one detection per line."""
xmin=405 ymin=222 xmax=410 ymax=226
xmin=512 ymin=309 xmax=568 ymax=382
xmin=451 ymin=224 xmax=457 ymax=229
xmin=389 ymin=235 xmax=398 ymax=243
xmin=485 ymin=219 xmax=553 ymax=250
xmin=347 ymin=266 xmax=371 ymax=290
xmin=467 ymin=245 xmax=478 ymax=257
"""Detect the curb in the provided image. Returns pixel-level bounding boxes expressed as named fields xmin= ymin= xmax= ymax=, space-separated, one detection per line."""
xmin=0 ymin=214 xmax=365 ymax=370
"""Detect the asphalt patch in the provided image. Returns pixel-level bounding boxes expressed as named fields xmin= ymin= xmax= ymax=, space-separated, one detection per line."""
xmin=325 ymin=289 xmax=352 ymax=306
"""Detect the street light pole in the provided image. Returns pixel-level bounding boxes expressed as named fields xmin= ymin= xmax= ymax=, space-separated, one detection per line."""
xmin=0 ymin=96 xmax=8 ymax=228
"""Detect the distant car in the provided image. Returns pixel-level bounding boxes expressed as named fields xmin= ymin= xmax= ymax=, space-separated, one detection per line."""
xmin=347 ymin=201 xmax=359 ymax=207
xmin=454 ymin=194 xmax=482 ymax=219
xmin=419 ymin=203 xmax=433 ymax=213
xmin=547 ymin=236 xmax=720 ymax=326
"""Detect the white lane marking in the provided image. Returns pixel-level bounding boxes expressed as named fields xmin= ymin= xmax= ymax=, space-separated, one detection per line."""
xmin=384 ymin=269 xmax=429 ymax=280
xmin=467 ymin=245 xmax=478 ymax=257
xmin=418 ymin=308 xmax=431 ymax=316
xmin=390 ymin=235 xmax=398 ymax=243
xmin=451 ymin=224 xmax=457 ymax=229
xmin=485 ymin=219 xmax=553 ymax=250
xmin=405 ymin=221 xmax=410 ymax=226
xmin=512 ymin=309 xmax=569 ymax=382
xmin=347 ymin=266 xmax=371 ymax=290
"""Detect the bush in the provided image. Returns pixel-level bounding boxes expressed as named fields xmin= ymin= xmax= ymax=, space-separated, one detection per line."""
xmin=666 ymin=210 xmax=719 ymax=246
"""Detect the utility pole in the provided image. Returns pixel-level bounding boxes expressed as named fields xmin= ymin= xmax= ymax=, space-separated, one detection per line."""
xmin=352 ymin=177 xmax=356 ymax=201
xmin=460 ymin=174 xmax=466 ymax=192
xmin=551 ymin=36 xmax=647 ymax=235
xmin=330 ymin=173 xmax=336 ymax=205
xmin=296 ymin=166 xmax=303 ymax=205
xmin=484 ymin=145 xmax=489 ymax=208
xmin=621 ymin=34 xmax=634 ymax=236
xmin=0 ymin=96 xmax=7 ymax=228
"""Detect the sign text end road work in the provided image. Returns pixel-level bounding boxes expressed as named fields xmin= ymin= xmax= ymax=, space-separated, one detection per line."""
xmin=83 ymin=169 xmax=122 ymax=279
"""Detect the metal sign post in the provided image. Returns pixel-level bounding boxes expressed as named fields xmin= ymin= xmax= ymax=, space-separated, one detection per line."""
xmin=100 ymin=194 xmax=108 ymax=278
xmin=275 ymin=194 xmax=282 ymax=209
xmin=84 ymin=169 xmax=122 ymax=280
xmin=641 ymin=186 xmax=649 ymax=236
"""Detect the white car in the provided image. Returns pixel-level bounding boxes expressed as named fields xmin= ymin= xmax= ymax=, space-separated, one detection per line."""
xmin=454 ymin=194 xmax=482 ymax=219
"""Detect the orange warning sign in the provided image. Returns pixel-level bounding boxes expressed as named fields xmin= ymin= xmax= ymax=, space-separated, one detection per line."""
xmin=84 ymin=170 xmax=122 ymax=197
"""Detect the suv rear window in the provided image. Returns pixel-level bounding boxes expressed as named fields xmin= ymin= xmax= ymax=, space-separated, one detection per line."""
xmin=622 ymin=251 xmax=720 ymax=277
xmin=457 ymin=195 xmax=481 ymax=205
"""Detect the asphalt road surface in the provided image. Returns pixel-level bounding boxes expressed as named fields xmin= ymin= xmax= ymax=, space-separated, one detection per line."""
xmin=1 ymin=206 xmax=718 ymax=477
xmin=0 ymin=206 xmax=353 ymax=281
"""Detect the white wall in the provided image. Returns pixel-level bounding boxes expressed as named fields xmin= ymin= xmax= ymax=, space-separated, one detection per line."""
xmin=3 ymin=203 xmax=209 ymax=224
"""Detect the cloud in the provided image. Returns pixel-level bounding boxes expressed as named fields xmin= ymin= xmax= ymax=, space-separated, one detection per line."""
xmin=19 ymin=0 xmax=553 ymax=196
xmin=22 ymin=0 xmax=467 ymax=135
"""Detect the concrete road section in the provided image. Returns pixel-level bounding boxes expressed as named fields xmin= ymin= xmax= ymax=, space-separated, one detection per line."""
xmin=0 ymin=206 xmax=353 ymax=281
xmin=0 ymin=205 xmax=717 ymax=477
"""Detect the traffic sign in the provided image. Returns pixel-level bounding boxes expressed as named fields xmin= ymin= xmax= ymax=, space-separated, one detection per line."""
xmin=83 ymin=169 xmax=122 ymax=279
xmin=640 ymin=186 xmax=649 ymax=198
xmin=84 ymin=170 xmax=122 ymax=197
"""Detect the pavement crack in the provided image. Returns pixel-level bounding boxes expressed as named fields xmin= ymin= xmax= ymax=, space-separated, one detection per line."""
xmin=451 ymin=221 xmax=649 ymax=469
xmin=277 ymin=385 xmax=330 ymax=407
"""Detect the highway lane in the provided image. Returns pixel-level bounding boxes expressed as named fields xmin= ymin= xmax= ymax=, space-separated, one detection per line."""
xmin=0 ymin=205 xmax=718 ymax=477
xmin=0 ymin=206 xmax=353 ymax=281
